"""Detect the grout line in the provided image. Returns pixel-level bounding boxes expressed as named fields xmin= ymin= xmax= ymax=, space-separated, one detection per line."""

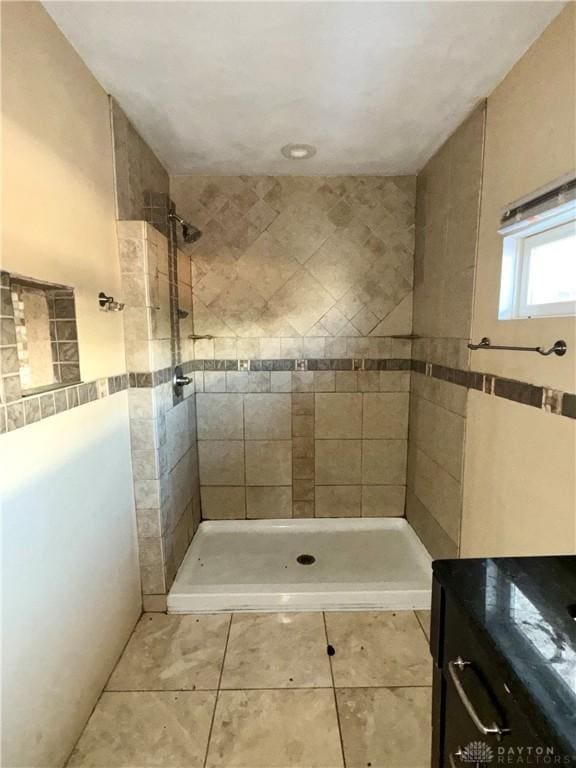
xmin=413 ymin=609 xmax=430 ymax=643
xmin=202 ymin=612 xmax=234 ymax=768
xmin=322 ymin=611 xmax=348 ymax=768
xmin=241 ymin=395 xmax=247 ymax=519
xmin=91 ymin=683 xmax=434 ymax=693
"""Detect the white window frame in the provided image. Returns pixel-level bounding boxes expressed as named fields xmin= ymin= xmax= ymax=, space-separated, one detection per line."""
xmin=498 ymin=198 xmax=576 ymax=320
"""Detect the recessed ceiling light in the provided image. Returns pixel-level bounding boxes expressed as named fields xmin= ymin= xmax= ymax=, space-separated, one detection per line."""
xmin=281 ymin=143 xmax=317 ymax=160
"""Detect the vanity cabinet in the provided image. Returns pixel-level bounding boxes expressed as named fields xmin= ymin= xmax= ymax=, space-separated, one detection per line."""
xmin=430 ymin=556 xmax=576 ymax=767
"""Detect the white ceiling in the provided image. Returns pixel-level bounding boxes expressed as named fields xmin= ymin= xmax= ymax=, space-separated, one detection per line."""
xmin=44 ymin=1 xmax=564 ymax=175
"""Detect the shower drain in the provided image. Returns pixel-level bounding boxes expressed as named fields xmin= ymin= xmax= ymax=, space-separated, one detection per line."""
xmin=296 ymin=554 xmax=316 ymax=565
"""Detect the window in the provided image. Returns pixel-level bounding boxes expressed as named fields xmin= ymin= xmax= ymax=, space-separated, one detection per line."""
xmin=498 ymin=177 xmax=576 ymax=320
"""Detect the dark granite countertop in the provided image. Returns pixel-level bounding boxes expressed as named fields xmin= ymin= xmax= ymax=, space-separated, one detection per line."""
xmin=433 ymin=556 xmax=576 ymax=755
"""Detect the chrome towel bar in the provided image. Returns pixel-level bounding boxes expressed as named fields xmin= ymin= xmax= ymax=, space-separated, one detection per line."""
xmin=468 ymin=337 xmax=567 ymax=356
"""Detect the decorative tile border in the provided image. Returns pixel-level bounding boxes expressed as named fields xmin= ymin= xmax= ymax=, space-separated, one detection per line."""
xmin=0 ymin=374 xmax=128 ymax=434
xmin=412 ymin=360 xmax=575 ymax=419
xmin=129 ymin=358 xmax=412 ymax=384
xmin=2 ymin=355 xmax=572 ymax=435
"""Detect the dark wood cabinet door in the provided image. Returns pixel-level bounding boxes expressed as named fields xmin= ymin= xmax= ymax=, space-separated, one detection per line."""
xmin=438 ymin=594 xmax=560 ymax=766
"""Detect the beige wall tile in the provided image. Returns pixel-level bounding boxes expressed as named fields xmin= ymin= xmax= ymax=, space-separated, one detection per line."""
xmin=316 ymin=486 xmax=361 ymax=517
xmin=410 ymin=371 xmax=467 ymax=417
xmin=293 ymin=457 xmax=314 ymax=480
xmin=362 ymin=485 xmax=406 ymax=517
xmin=315 ymin=393 xmax=362 ymax=439
xmin=379 ymin=371 xmax=410 ymax=392
xmin=293 ymin=479 xmax=315 ymax=501
xmin=196 ymin=393 xmax=244 ymax=440
xmin=292 ymin=393 xmax=314 ymax=415
xmin=131 ymin=450 xmax=160 ymax=481
xmin=303 ymin=337 xmax=325 ymax=357
xmin=357 ymin=371 xmax=380 ymax=392
xmin=171 ymin=177 xmax=415 ymax=347
xmin=128 ymin=389 xmax=157 ymax=420
xmin=225 ymin=371 xmax=249 ymax=393
xmin=166 ymin=402 xmax=193 ymax=469
xmin=244 ymin=394 xmax=291 ymax=439
xmin=335 ymin=371 xmax=358 ymax=392
xmin=409 ymin=395 xmax=465 ymax=480
xmin=237 ymin=338 xmax=259 ymax=358
xmin=280 ymin=337 xmax=303 ymax=358
xmin=201 ymin=486 xmax=246 ymax=519
xmin=315 ymin=440 xmax=362 ymax=485
xmin=140 ymin=564 xmax=166 ymax=595
xmin=246 ymin=487 xmax=292 ymax=518
xmin=135 ymin=508 xmax=162 ymax=538
xmin=293 ymin=501 xmax=315 ymax=517
xmin=245 ymin=441 xmax=292 ymax=485
xmin=247 ymin=372 xmax=270 ymax=392
xmin=408 ymin=446 xmax=461 ymax=543
xmin=214 ymin=337 xmax=237 ymax=358
xmin=198 ymin=441 xmax=245 ymax=486
xmin=362 ymin=393 xmax=409 ymax=439
xmin=292 ymin=437 xmax=314 ymax=458
xmin=406 ymin=489 xmax=458 ymax=559
xmin=292 ymin=414 xmax=314 ymax=437
xmin=270 ymin=372 xmax=291 ymax=392
xmin=313 ymin=371 xmax=336 ymax=392
xmin=362 ymin=440 xmax=407 ymax=485
xmin=141 ymin=594 xmax=167 ymax=612
xmin=134 ymin=478 xmax=160 ymax=509
xmin=292 ymin=371 xmax=314 ymax=392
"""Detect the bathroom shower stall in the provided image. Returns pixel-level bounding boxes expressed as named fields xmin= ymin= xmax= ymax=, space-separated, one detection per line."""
xmin=113 ymin=102 xmax=484 ymax=615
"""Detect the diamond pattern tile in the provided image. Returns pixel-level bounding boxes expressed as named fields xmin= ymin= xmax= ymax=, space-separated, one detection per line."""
xmin=171 ymin=175 xmax=416 ymax=338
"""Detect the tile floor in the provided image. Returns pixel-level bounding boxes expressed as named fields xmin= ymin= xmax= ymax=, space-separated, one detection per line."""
xmin=67 ymin=610 xmax=432 ymax=768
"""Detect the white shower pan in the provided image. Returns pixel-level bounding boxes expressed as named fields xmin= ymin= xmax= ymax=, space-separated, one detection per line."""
xmin=167 ymin=518 xmax=432 ymax=613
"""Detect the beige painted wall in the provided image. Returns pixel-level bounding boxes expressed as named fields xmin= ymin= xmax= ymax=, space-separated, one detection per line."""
xmin=462 ymin=4 xmax=576 ymax=556
xmin=1 ymin=3 xmax=141 ymax=766
xmin=470 ymin=3 xmax=576 ymax=391
xmin=2 ymin=2 xmax=125 ymax=382
xmin=462 ymin=393 xmax=575 ymax=556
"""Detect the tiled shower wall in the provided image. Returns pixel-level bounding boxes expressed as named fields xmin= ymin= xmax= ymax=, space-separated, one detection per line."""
xmin=110 ymin=98 xmax=170 ymax=223
xmin=170 ymin=175 xmax=416 ymax=518
xmin=407 ymin=104 xmax=486 ymax=557
xmin=194 ymin=372 xmax=410 ymax=519
xmin=117 ymin=221 xmax=201 ymax=603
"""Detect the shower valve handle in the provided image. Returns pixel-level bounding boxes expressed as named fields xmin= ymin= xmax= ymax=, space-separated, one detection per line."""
xmin=173 ymin=365 xmax=191 ymax=394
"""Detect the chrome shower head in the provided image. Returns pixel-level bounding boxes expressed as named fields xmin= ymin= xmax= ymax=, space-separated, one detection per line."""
xmin=168 ymin=212 xmax=202 ymax=244
xmin=182 ymin=223 xmax=202 ymax=244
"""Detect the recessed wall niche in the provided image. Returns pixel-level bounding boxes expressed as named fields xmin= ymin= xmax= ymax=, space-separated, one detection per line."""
xmin=0 ymin=271 xmax=81 ymax=403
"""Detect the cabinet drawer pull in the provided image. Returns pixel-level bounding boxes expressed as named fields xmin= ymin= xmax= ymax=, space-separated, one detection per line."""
xmin=448 ymin=657 xmax=510 ymax=739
